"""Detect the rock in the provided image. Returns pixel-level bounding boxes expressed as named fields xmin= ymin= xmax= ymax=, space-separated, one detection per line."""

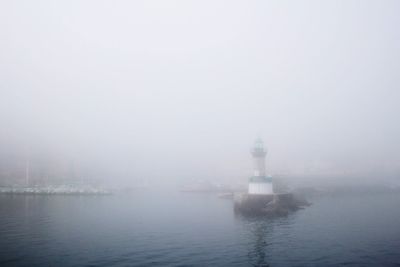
xmin=234 ymin=193 xmax=309 ymax=217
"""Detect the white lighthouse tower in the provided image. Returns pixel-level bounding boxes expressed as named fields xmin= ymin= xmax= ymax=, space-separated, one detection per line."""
xmin=248 ymin=138 xmax=273 ymax=195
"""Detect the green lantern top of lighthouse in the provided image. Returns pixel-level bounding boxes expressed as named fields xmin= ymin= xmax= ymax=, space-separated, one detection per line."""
xmin=251 ymin=137 xmax=267 ymax=157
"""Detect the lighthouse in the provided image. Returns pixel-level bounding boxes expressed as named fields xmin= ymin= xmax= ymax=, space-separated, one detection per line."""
xmin=248 ymin=138 xmax=273 ymax=195
xmin=234 ymin=138 xmax=306 ymax=216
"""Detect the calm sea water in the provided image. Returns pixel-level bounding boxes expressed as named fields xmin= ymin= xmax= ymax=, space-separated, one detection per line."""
xmin=0 ymin=189 xmax=399 ymax=267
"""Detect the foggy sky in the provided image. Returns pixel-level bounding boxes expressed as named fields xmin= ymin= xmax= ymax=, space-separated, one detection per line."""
xmin=1 ymin=0 xmax=399 ymax=185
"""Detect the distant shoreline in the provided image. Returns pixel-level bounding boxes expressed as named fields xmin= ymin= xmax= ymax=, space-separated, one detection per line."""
xmin=0 ymin=187 xmax=112 ymax=196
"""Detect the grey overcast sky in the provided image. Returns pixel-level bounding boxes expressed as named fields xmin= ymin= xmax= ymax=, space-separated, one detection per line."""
xmin=0 ymin=0 xmax=399 ymax=185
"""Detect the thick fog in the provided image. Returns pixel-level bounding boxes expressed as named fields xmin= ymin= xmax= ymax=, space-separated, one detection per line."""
xmin=1 ymin=0 xmax=399 ymax=187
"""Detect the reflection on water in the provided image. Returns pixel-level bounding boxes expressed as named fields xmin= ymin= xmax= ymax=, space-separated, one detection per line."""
xmin=246 ymin=219 xmax=271 ymax=267
xmin=235 ymin=212 xmax=296 ymax=267
xmin=1 ymin=191 xmax=400 ymax=266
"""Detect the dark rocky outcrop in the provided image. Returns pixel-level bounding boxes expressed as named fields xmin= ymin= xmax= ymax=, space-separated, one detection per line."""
xmin=234 ymin=193 xmax=310 ymax=217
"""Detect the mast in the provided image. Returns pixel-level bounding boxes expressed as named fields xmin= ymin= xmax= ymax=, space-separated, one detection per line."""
xmin=25 ymin=158 xmax=30 ymax=187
